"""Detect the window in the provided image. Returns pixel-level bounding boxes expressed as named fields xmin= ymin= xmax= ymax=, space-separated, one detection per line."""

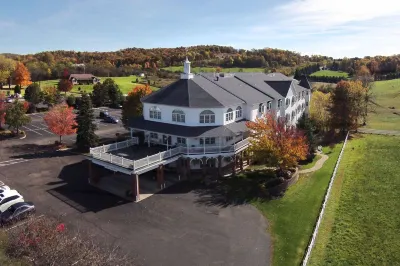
xmin=200 ymin=137 xmax=216 ymax=145
xmin=306 ymin=91 xmax=309 ymax=96
xmin=302 ymin=91 xmax=304 ymax=98
xmin=292 ymin=96 xmax=295 ymax=105
xmin=277 ymin=100 xmax=282 ymax=108
xmin=235 ymin=106 xmax=242 ymax=118
xmin=286 ymin=98 xmax=290 ymax=106
xmin=225 ymin=108 xmax=234 ymax=122
xmin=150 ymin=132 xmax=158 ymax=139
xmin=226 ymin=136 xmax=233 ymax=142
xmin=149 ymin=106 xmax=161 ymax=120
xmin=292 ymin=111 xmax=295 ymax=119
xmin=302 ymin=103 xmax=304 ymax=109
xmin=200 ymin=110 xmax=215 ymax=124
xmin=267 ymin=101 xmax=273 ymax=110
xmin=298 ymin=92 xmax=301 ymax=99
xmin=285 ymin=114 xmax=290 ymax=121
xmin=172 ymin=109 xmax=185 ymax=123
xmin=177 ymin=137 xmax=186 ymax=145
xmin=0 ymin=195 xmax=19 ymax=204
xmin=258 ymin=103 xmax=265 ymax=113
xmin=306 ymin=102 xmax=309 ymax=106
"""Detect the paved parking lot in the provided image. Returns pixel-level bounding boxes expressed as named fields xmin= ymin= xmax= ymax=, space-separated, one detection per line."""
xmin=21 ymin=108 xmax=125 ymax=143
xmin=0 ymin=142 xmax=271 ymax=266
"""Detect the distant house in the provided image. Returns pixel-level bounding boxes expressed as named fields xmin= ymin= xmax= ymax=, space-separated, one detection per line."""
xmin=68 ymin=74 xmax=101 ymax=85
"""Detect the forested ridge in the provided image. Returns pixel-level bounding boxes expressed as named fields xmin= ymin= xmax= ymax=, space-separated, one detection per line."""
xmin=1 ymin=45 xmax=400 ymax=81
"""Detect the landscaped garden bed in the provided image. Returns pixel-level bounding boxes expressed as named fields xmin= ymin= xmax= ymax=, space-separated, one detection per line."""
xmin=0 ymin=129 xmax=25 ymax=140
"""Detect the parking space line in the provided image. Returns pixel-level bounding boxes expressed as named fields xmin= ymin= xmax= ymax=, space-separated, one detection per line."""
xmin=0 ymin=158 xmax=29 ymax=167
xmin=29 ymin=124 xmax=54 ymax=135
xmin=23 ymin=126 xmax=43 ymax=135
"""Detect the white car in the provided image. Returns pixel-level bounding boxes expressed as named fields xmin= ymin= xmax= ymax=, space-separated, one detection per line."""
xmin=0 ymin=190 xmax=24 ymax=213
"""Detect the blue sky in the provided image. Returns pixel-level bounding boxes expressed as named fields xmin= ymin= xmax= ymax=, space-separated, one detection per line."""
xmin=1 ymin=0 xmax=399 ymax=58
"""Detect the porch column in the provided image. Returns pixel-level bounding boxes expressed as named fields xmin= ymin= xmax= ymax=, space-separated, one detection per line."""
xmin=218 ymin=155 xmax=222 ymax=178
xmin=231 ymin=155 xmax=236 ymax=176
xmin=157 ymin=165 xmax=165 ymax=189
xmin=240 ymin=151 xmax=244 ymax=171
xmin=186 ymin=158 xmax=191 ymax=180
xmin=246 ymin=151 xmax=251 ymax=166
xmin=203 ymin=137 xmax=206 ymax=154
xmin=186 ymin=138 xmax=189 ymax=154
xmin=202 ymin=157 xmax=207 ymax=178
xmin=132 ymin=174 xmax=140 ymax=202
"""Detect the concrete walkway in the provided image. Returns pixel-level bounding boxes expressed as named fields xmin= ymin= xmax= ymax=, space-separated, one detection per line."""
xmin=299 ymin=153 xmax=329 ymax=174
xmin=358 ymin=128 xmax=400 ymax=136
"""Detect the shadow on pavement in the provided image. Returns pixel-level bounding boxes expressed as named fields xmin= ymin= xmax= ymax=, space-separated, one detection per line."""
xmin=47 ymin=160 xmax=130 ymax=213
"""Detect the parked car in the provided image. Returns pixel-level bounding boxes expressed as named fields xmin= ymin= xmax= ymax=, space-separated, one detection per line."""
xmin=0 ymin=202 xmax=35 ymax=225
xmin=103 ymin=116 xmax=119 ymax=124
xmin=99 ymin=111 xmax=109 ymax=119
xmin=0 ymin=190 xmax=24 ymax=213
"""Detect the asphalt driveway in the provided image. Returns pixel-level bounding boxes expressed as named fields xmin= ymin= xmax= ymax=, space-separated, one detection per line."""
xmin=0 ymin=144 xmax=270 ymax=266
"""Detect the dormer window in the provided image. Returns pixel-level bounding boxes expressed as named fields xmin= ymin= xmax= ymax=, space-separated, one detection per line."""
xmin=172 ymin=109 xmax=185 ymax=123
xmin=236 ymin=106 xmax=242 ymax=118
xmin=149 ymin=106 xmax=161 ymax=120
xmin=225 ymin=108 xmax=234 ymax=122
xmin=267 ymin=101 xmax=272 ymax=110
xmin=200 ymin=110 xmax=215 ymax=124
xmin=277 ymin=100 xmax=282 ymax=108
xmin=258 ymin=103 xmax=265 ymax=113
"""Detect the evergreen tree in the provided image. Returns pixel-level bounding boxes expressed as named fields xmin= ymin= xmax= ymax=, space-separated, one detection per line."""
xmin=75 ymin=92 xmax=98 ymax=151
xmin=297 ymin=114 xmax=316 ymax=153
xmin=91 ymin=83 xmax=109 ymax=107
xmin=104 ymin=78 xmax=122 ymax=107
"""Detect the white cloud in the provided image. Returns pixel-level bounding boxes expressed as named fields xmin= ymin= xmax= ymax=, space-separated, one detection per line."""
xmin=244 ymin=0 xmax=400 ymax=57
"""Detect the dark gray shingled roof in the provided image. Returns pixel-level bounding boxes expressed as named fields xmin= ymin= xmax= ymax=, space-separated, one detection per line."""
xmin=129 ymin=117 xmax=248 ymax=138
xmin=200 ymin=73 xmax=273 ymax=104
xmin=142 ymin=75 xmax=244 ymax=108
xmin=264 ymin=81 xmax=293 ymax=97
xmin=298 ymin=75 xmax=312 ymax=90
xmin=234 ymin=73 xmax=291 ymax=99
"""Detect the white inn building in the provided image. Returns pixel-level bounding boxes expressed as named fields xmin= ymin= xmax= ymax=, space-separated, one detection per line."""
xmin=89 ymin=58 xmax=312 ymax=201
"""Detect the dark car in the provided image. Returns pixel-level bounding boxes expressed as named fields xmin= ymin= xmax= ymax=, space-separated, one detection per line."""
xmin=99 ymin=111 xmax=109 ymax=119
xmin=103 ymin=116 xmax=119 ymax=124
xmin=1 ymin=202 xmax=35 ymax=225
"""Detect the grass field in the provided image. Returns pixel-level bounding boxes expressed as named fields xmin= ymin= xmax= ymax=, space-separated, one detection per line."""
xmin=365 ymin=79 xmax=400 ymax=130
xmin=39 ymin=76 xmax=158 ymax=95
xmin=253 ymin=143 xmax=344 ymax=266
xmin=162 ymin=66 xmax=265 ymax=73
xmin=309 ymin=134 xmax=400 ymax=265
xmin=310 ymin=70 xmax=349 ymax=78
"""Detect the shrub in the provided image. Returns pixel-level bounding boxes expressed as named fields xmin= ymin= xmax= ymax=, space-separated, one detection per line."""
xmin=6 ymin=217 xmax=132 ymax=266
xmin=14 ymin=85 xmax=22 ymax=94
xmin=66 ymin=95 xmax=76 ymax=107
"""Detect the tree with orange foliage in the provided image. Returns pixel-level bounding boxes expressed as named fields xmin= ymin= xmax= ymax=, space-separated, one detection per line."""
xmin=121 ymin=84 xmax=152 ymax=128
xmin=57 ymin=79 xmax=73 ymax=95
xmin=246 ymin=112 xmax=308 ymax=172
xmin=44 ymin=103 xmax=77 ymax=143
xmin=13 ymin=62 xmax=31 ymax=87
xmin=0 ymin=92 xmax=6 ymax=129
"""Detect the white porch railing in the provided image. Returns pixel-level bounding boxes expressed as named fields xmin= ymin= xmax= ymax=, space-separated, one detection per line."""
xmin=90 ymin=137 xmax=251 ymax=171
xmin=89 ymin=138 xmax=139 ymax=154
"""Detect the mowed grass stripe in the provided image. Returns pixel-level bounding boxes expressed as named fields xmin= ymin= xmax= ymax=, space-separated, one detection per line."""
xmin=309 ymin=134 xmax=400 ymax=266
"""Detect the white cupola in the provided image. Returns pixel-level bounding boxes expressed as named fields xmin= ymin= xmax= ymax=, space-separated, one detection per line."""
xmin=180 ymin=57 xmax=194 ymax=79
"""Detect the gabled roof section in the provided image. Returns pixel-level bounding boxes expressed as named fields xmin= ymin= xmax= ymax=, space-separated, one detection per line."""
xmin=200 ymin=73 xmax=273 ymax=104
xmin=69 ymin=74 xmax=97 ymax=80
xmin=298 ymin=75 xmax=312 ymax=90
xmin=264 ymin=81 xmax=292 ymax=97
xmin=141 ymin=75 xmax=244 ymax=108
xmin=234 ymin=72 xmax=291 ymax=99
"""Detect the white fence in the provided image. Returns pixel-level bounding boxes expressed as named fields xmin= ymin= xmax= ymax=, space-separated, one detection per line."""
xmin=302 ymin=132 xmax=350 ymax=266
xmin=90 ymin=137 xmax=251 ymax=171
xmin=89 ymin=138 xmax=139 ymax=154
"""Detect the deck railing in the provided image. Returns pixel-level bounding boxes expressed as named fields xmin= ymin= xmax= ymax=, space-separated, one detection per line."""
xmin=90 ymin=138 xmax=251 ymax=171
xmin=89 ymin=138 xmax=139 ymax=154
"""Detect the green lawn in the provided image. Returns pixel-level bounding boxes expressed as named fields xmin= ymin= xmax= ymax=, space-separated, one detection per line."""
xmin=310 ymin=70 xmax=349 ymax=78
xmin=162 ymin=66 xmax=265 ymax=73
xmin=252 ymin=142 xmax=344 ymax=266
xmin=299 ymin=154 xmax=322 ymax=170
xmin=309 ymin=134 xmax=400 ymax=265
xmin=39 ymin=76 xmax=158 ymax=95
xmin=364 ymin=79 xmax=400 ymax=131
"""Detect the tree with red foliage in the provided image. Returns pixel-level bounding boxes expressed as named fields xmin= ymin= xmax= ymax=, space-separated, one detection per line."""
xmin=121 ymin=84 xmax=153 ymax=128
xmin=0 ymin=92 xmax=6 ymax=129
xmin=57 ymin=79 xmax=73 ymax=95
xmin=246 ymin=112 xmax=308 ymax=172
xmin=44 ymin=103 xmax=77 ymax=143
xmin=62 ymin=68 xmax=69 ymax=79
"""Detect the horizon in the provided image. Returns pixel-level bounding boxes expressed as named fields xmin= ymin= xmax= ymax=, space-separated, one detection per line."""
xmin=1 ymin=0 xmax=400 ymax=58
